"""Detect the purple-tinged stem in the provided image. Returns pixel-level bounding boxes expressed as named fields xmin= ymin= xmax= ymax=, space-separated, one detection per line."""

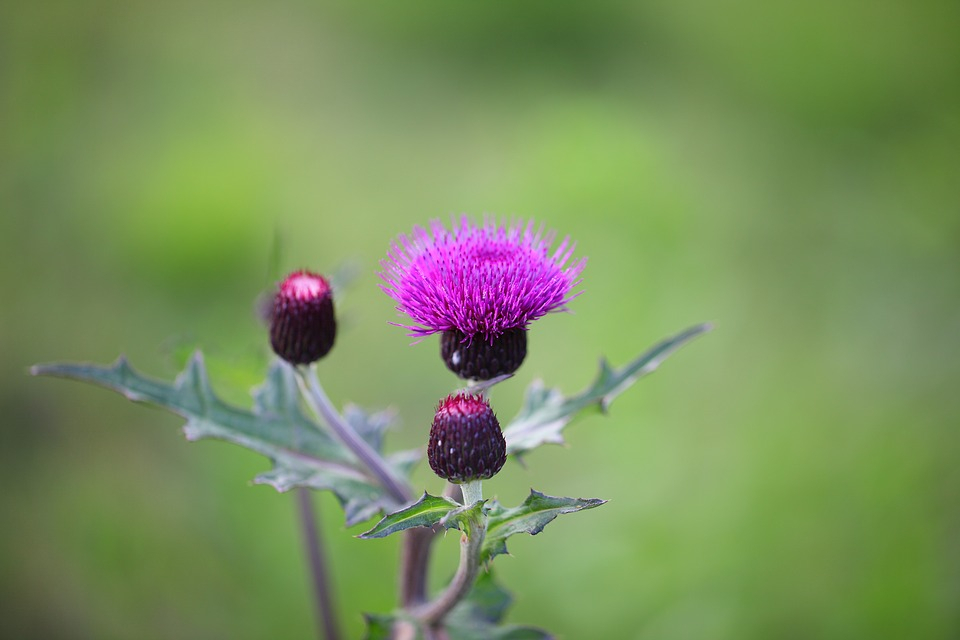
xmin=414 ymin=523 xmax=484 ymax=626
xmin=297 ymin=489 xmax=341 ymax=640
xmin=296 ymin=366 xmax=412 ymax=505
xmin=400 ymin=527 xmax=439 ymax=607
xmin=399 ymin=483 xmax=463 ymax=607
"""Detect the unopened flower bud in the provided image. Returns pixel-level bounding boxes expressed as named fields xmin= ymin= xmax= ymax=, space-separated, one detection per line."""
xmin=269 ymin=270 xmax=336 ymax=365
xmin=427 ymin=394 xmax=507 ymax=484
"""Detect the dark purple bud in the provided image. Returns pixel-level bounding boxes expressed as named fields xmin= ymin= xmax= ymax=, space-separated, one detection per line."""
xmin=427 ymin=394 xmax=507 ymax=484
xmin=269 ymin=270 xmax=336 ymax=365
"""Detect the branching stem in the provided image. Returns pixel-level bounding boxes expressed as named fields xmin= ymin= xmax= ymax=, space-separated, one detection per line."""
xmin=415 ymin=521 xmax=485 ymax=626
xmin=460 ymin=480 xmax=483 ymax=506
xmin=296 ymin=365 xmax=411 ymax=505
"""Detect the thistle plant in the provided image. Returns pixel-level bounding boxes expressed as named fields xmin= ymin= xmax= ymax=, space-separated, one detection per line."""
xmin=32 ymin=216 xmax=709 ymax=639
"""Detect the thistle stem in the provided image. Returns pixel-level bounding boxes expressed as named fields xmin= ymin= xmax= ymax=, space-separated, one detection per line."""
xmin=296 ymin=366 xmax=411 ymax=505
xmin=415 ymin=521 xmax=485 ymax=626
xmin=460 ymin=480 xmax=483 ymax=506
xmin=296 ymin=489 xmax=341 ymax=640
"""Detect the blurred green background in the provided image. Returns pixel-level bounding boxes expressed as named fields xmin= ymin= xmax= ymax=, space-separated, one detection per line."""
xmin=3 ymin=0 xmax=959 ymax=638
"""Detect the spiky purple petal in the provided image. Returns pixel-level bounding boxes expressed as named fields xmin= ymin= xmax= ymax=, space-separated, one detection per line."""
xmin=379 ymin=216 xmax=585 ymax=340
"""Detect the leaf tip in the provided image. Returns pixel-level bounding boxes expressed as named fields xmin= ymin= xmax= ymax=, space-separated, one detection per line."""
xmin=356 ymin=519 xmax=386 ymax=539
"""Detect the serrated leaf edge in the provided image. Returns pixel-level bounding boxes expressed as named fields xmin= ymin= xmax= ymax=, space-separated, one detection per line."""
xmin=358 ymin=492 xmax=460 ymax=539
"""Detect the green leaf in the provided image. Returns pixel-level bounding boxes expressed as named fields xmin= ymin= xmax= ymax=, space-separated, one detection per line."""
xmin=31 ymin=353 xmax=411 ymax=526
xmin=502 ymin=323 xmax=711 ymax=456
xmin=483 ymin=490 xmax=606 ymax=563
xmin=359 ymin=492 xmax=460 ymax=539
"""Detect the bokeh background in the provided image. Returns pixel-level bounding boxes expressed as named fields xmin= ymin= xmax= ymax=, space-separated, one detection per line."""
xmin=3 ymin=0 xmax=959 ymax=638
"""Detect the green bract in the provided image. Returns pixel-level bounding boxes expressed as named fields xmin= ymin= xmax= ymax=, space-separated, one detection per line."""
xmin=31 ymin=355 xmax=417 ymax=527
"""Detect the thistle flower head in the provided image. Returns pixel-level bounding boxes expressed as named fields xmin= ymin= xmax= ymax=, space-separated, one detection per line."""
xmin=380 ymin=216 xmax=585 ymax=341
xmin=427 ymin=393 xmax=506 ymax=484
xmin=269 ymin=270 xmax=337 ymax=365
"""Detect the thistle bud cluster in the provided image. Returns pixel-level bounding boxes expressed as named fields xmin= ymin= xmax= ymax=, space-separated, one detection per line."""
xmin=378 ymin=217 xmax=583 ymax=487
xmin=270 ymin=218 xmax=581 ymax=489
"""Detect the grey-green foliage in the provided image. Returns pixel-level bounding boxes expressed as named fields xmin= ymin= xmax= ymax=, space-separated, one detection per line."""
xmin=31 ymin=324 xmax=707 ymax=528
xmin=483 ymin=490 xmax=606 ymax=563
xmin=502 ymin=323 xmax=711 ymax=456
xmin=32 ymin=325 xmax=708 ymax=639
xmin=31 ymin=354 xmax=415 ymax=526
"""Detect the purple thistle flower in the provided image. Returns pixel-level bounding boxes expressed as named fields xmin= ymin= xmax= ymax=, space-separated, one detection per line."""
xmin=380 ymin=216 xmax=585 ymax=379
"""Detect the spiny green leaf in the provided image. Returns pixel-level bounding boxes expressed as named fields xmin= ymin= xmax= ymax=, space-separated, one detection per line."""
xmin=359 ymin=493 xmax=459 ymax=539
xmin=482 ymin=490 xmax=606 ymax=563
xmin=31 ymin=353 xmax=411 ymax=527
xmin=502 ymin=323 xmax=711 ymax=457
